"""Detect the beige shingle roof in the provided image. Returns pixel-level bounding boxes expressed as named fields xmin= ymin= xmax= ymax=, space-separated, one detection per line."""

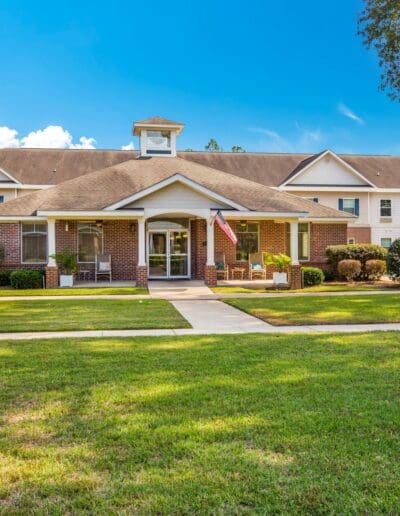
xmin=0 ymin=156 xmax=350 ymax=219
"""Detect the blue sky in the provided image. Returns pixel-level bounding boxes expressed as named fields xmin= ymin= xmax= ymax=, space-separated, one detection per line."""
xmin=0 ymin=0 xmax=399 ymax=154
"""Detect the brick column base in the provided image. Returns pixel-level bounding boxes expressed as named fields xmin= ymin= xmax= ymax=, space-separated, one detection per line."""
xmin=290 ymin=264 xmax=302 ymax=290
xmin=204 ymin=265 xmax=217 ymax=287
xmin=45 ymin=266 xmax=59 ymax=289
xmin=136 ymin=265 xmax=148 ymax=287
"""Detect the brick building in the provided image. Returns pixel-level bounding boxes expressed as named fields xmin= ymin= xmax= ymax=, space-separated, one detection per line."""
xmin=0 ymin=117 xmax=351 ymax=288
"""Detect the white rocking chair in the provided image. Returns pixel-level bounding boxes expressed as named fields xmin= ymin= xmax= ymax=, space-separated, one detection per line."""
xmin=95 ymin=254 xmax=112 ymax=283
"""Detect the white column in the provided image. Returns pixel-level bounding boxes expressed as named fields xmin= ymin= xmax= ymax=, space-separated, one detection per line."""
xmin=138 ymin=217 xmax=146 ymax=266
xmin=206 ymin=216 xmax=215 ymax=266
xmin=290 ymin=220 xmax=299 ymax=265
xmin=47 ymin=219 xmax=57 ymax=267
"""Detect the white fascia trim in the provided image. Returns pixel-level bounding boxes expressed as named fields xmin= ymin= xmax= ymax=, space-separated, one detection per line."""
xmin=104 ymin=174 xmax=248 ymax=211
xmin=0 ymin=184 xmax=52 ymax=190
xmin=306 ymin=217 xmax=355 ymax=223
xmin=0 ymin=216 xmax=48 ymax=222
xmin=279 ymin=186 xmax=375 ymax=192
xmin=36 ymin=210 xmax=144 ymax=219
xmin=211 ymin=210 xmax=309 ymax=219
xmin=0 ymin=167 xmax=20 ymax=184
xmin=280 ymin=150 xmax=377 ymax=188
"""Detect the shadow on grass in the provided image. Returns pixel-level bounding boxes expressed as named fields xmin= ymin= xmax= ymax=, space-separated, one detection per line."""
xmin=1 ymin=333 xmax=400 ymax=513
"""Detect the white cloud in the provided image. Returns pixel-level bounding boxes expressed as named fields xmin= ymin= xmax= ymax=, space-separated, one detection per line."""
xmin=0 ymin=127 xmax=20 ymax=147
xmin=0 ymin=125 xmax=97 ymax=149
xmin=70 ymin=136 xmax=97 ymax=149
xmin=248 ymin=127 xmax=292 ymax=152
xmin=337 ymin=102 xmax=364 ymax=124
xmin=121 ymin=142 xmax=135 ymax=150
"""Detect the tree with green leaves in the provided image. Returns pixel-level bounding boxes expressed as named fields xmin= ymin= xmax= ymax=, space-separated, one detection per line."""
xmin=231 ymin=145 xmax=246 ymax=153
xmin=205 ymin=139 xmax=222 ymax=152
xmin=358 ymin=0 xmax=400 ymax=101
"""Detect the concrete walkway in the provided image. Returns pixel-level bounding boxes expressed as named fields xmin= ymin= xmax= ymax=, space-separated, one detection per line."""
xmin=1 ymin=297 xmax=400 ymax=341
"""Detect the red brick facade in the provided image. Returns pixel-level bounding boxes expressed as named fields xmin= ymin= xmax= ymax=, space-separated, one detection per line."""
xmin=347 ymin=226 xmax=371 ymax=244
xmin=0 ymin=219 xmax=348 ymax=286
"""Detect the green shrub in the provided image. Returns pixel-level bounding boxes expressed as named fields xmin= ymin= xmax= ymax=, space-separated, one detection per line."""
xmin=365 ymin=259 xmax=386 ymax=280
xmin=0 ymin=270 xmax=12 ymax=287
xmin=387 ymin=239 xmax=400 ymax=281
xmin=326 ymin=244 xmax=387 ymax=279
xmin=302 ymin=267 xmax=325 ymax=287
xmin=10 ymin=269 xmax=44 ymax=289
xmin=322 ymin=269 xmax=335 ymax=282
xmin=338 ymin=259 xmax=362 ymax=282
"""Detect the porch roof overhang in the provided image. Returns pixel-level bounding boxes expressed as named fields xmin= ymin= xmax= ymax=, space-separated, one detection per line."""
xmin=35 ymin=209 xmax=144 ymax=219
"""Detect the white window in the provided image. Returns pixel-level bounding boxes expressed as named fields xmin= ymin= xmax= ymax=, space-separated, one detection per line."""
xmin=78 ymin=222 xmax=103 ymax=262
xmin=381 ymin=238 xmax=392 ymax=250
xmin=235 ymin=222 xmax=259 ymax=261
xmin=380 ymin=199 xmax=392 ymax=217
xmin=21 ymin=223 xmax=47 ymax=263
xmin=298 ymin=223 xmax=309 ymax=261
xmin=348 ymin=237 xmax=356 ymax=244
xmin=146 ymin=131 xmax=172 ymax=155
xmin=339 ymin=199 xmax=359 ymax=216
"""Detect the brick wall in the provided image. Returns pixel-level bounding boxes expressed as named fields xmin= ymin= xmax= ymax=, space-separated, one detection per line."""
xmin=190 ymin=219 xmax=207 ymax=279
xmin=309 ymin=223 xmax=348 ymax=265
xmin=0 ymin=223 xmax=21 ymax=269
xmin=347 ymin=226 xmax=371 ymax=244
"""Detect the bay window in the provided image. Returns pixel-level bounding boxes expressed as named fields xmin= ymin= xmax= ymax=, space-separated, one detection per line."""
xmin=235 ymin=222 xmax=259 ymax=261
xmin=78 ymin=222 xmax=103 ymax=262
xmin=21 ymin=223 xmax=47 ymax=263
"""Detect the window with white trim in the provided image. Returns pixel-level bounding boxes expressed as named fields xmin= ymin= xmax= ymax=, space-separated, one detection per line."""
xmin=341 ymin=198 xmax=358 ymax=215
xmin=21 ymin=223 xmax=47 ymax=263
xmin=146 ymin=131 xmax=172 ymax=155
xmin=298 ymin=223 xmax=309 ymax=261
xmin=235 ymin=222 xmax=259 ymax=261
xmin=380 ymin=199 xmax=392 ymax=217
xmin=78 ymin=222 xmax=103 ymax=263
xmin=381 ymin=238 xmax=392 ymax=250
xmin=348 ymin=237 xmax=356 ymax=244
xmin=286 ymin=223 xmax=310 ymax=261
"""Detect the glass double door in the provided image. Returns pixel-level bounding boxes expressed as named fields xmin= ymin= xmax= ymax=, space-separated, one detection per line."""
xmin=148 ymin=229 xmax=189 ymax=279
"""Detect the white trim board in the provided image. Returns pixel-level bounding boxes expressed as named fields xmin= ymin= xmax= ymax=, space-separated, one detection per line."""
xmin=0 ymin=167 xmax=20 ymax=184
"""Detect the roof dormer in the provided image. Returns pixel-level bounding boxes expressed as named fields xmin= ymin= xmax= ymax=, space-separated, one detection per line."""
xmin=133 ymin=116 xmax=184 ymax=157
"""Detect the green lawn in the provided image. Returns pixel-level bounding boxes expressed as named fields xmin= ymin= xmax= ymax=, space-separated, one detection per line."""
xmin=225 ymin=293 xmax=400 ymax=325
xmin=212 ymin=284 xmax=395 ymax=294
xmin=0 ymin=286 xmax=148 ymax=296
xmin=1 ymin=333 xmax=399 ymax=513
xmin=0 ymin=299 xmax=190 ymax=332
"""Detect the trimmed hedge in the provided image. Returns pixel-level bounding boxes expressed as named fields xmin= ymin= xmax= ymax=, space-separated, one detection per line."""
xmin=387 ymin=238 xmax=400 ymax=281
xmin=10 ymin=269 xmax=44 ymax=289
xmin=326 ymin=244 xmax=387 ymax=280
xmin=365 ymin=259 xmax=386 ymax=280
xmin=302 ymin=267 xmax=324 ymax=287
xmin=338 ymin=259 xmax=361 ymax=282
xmin=0 ymin=270 xmax=12 ymax=287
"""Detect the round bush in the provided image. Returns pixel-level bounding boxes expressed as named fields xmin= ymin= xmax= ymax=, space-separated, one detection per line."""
xmin=387 ymin=238 xmax=400 ymax=281
xmin=338 ymin=259 xmax=361 ymax=282
xmin=326 ymin=244 xmax=387 ymax=279
xmin=365 ymin=259 xmax=386 ymax=280
xmin=10 ymin=269 xmax=44 ymax=289
xmin=302 ymin=267 xmax=325 ymax=287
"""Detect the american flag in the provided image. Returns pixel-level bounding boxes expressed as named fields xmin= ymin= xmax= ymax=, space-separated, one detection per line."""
xmin=214 ymin=210 xmax=238 ymax=245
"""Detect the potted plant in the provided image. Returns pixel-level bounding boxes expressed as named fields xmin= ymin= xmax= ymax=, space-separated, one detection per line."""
xmin=51 ymin=246 xmax=78 ymax=287
xmin=264 ymin=253 xmax=291 ymax=284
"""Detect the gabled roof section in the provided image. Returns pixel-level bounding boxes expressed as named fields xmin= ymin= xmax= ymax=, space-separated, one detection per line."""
xmin=105 ymin=174 xmax=246 ymax=211
xmin=0 ymin=166 xmax=20 ymax=184
xmin=0 ymin=156 xmax=352 ymax=220
xmin=280 ymin=150 xmax=376 ymax=188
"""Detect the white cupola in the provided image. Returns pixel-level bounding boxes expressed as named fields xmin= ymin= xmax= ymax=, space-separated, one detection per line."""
xmin=133 ymin=116 xmax=184 ymax=157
